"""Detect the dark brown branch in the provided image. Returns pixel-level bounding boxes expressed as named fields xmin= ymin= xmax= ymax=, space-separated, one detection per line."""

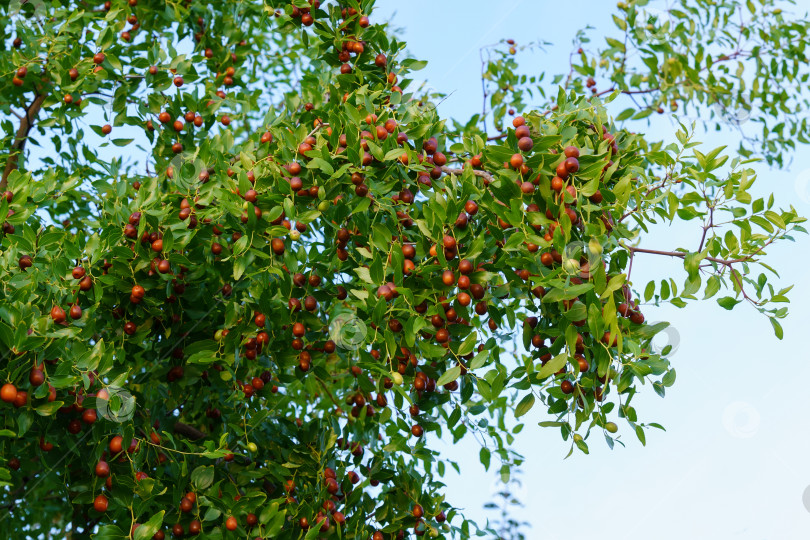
xmin=441 ymin=165 xmax=494 ymax=183
xmin=315 ymin=376 xmax=341 ymax=407
xmin=698 ymin=204 xmax=715 ymax=252
xmin=173 ymin=421 xmax=206 ymax=440
xmin=624 ymin=242 xmax=775 ymax=268
xmin=1 ymin=92 xmax=46 ymax=190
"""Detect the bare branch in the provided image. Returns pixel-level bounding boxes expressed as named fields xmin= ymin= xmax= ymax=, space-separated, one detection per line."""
xmin=441 ymin=165 xmax=494 ymax=183
xmin=1 ymin=92 xmax=47 ymax=190
xmin=173 ymin=421 xmax=206 ymax=440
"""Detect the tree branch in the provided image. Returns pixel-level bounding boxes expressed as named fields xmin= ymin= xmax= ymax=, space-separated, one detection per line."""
xmin=623 ymin=243 xmax=770 ymax=267
xmin=173 ymin=421 xmax=206 ymax=440
xmin=1 ymin=92 xmax=46 ymax=190
xmin=441 ymin=165 xmax=494 ymax=184
xmin=315 ymin=376 xmax=340 ymax=408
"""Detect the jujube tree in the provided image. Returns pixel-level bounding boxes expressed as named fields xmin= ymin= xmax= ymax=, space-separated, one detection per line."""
xmin=0 ymin=0 xmax=807 ymax=538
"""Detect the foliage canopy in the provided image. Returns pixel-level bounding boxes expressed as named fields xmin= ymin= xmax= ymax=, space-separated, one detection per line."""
xmin=0 ymin=0 xmax=807 ymax=538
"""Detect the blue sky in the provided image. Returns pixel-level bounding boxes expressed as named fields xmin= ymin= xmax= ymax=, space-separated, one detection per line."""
xmin=374 ymin=1 xmax=810 ymax=538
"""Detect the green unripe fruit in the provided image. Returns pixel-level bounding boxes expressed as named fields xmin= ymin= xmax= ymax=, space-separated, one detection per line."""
xmin=247 ymin=442 xmax=257 ymax=453
xmin=605 ymin=422 xmax=618 ymax=433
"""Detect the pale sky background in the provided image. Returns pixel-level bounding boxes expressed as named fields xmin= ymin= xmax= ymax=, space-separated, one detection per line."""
xmin=373 ymin=1 xmax=810 ymax=539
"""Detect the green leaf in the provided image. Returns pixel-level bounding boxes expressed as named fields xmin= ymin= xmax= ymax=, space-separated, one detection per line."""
xmin=402 ymin=59 xmax=428 ymax=71
xmin=457 ymin=332 xmax=477 ymax=356
xmin=134 ymin=511 xmax=165 ymax=540
xmin=259 ymin=501 xmax=279 ymax=524
xmin=764 ymin=210 xmax=786 ymax=229
xmin=17 ymin=411 xmax=32 ymax=437
xmin=600 ymin=273 xmax=626 ymax=300
xmin=436 ymin=366 xmax=461 ymax=387
xmin=616 ymin=108 xmax=635 ymax=121
xmin=703 ymin=276 xmax=721 ymax=299
xmin=191 ymin=465 xmax=214 ymax=490
xmin=644 ymin=280 xmax=655 ymax=302
xmin=92 ymin=525 xmax=128 ymax=540
xmin=354 ymin=266 xmax=373 ymax=284
xmin=469 ymin=350 xmax=488 ymax=370
xmin=635 ymin=425 xmax=647 ymax=446
xmin=479 ymin=447 xmax=491 ymax=471
xmin=769 ymin=317 xmax=784 ymax=340
xmin=542 ymin=284 xmax=594 ymax=303
xmin=537 ymin=353 xmax=567 ymax=379
xmin=514 ymin=394 xmax=535 ymax=418
xmin=717 ymin=296 xmax=740 ymax=310
xmin=35 ymin=401 xmax=63 ymax=416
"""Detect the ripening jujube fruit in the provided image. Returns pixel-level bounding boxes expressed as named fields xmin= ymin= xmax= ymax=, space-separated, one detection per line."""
xmin=93 ymin=494 xmax=108 ymax=512
xmin=0 ymin=384 xmax=17 ymax=403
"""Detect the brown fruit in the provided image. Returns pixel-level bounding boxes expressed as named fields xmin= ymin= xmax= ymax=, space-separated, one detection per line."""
xmin=630 ymin=311 xmax=645 ymax=324
xmin=0 ymin=384 xmax=17 ymax=403
xmin=292 ymin=322 xmax=305 ymax=337
xmin=13 ymin=390 xmax=27 ymax=408
xmin=95 ymin=460 xmax=110 ymax=477
xmin=109 ymin=435 xmax=123 ymax=454
xmin=518 ymin=137 xmax=533 ymax=152
xmin=51 ymin=306 xmax=66 ymax=324
xmin=93 ymin=494 xmax=108 ymax=512
xmin=132 ymin=285 xmax=145 ymax=299
xmin=564 ymin=146 xmax=580 ymax=158
xmin=560 ymin=380 xmax=575 ymax=394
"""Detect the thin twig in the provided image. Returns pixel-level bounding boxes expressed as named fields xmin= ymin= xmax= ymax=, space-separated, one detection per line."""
xmin=441 ymin=165 xmax=494 ymax=183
